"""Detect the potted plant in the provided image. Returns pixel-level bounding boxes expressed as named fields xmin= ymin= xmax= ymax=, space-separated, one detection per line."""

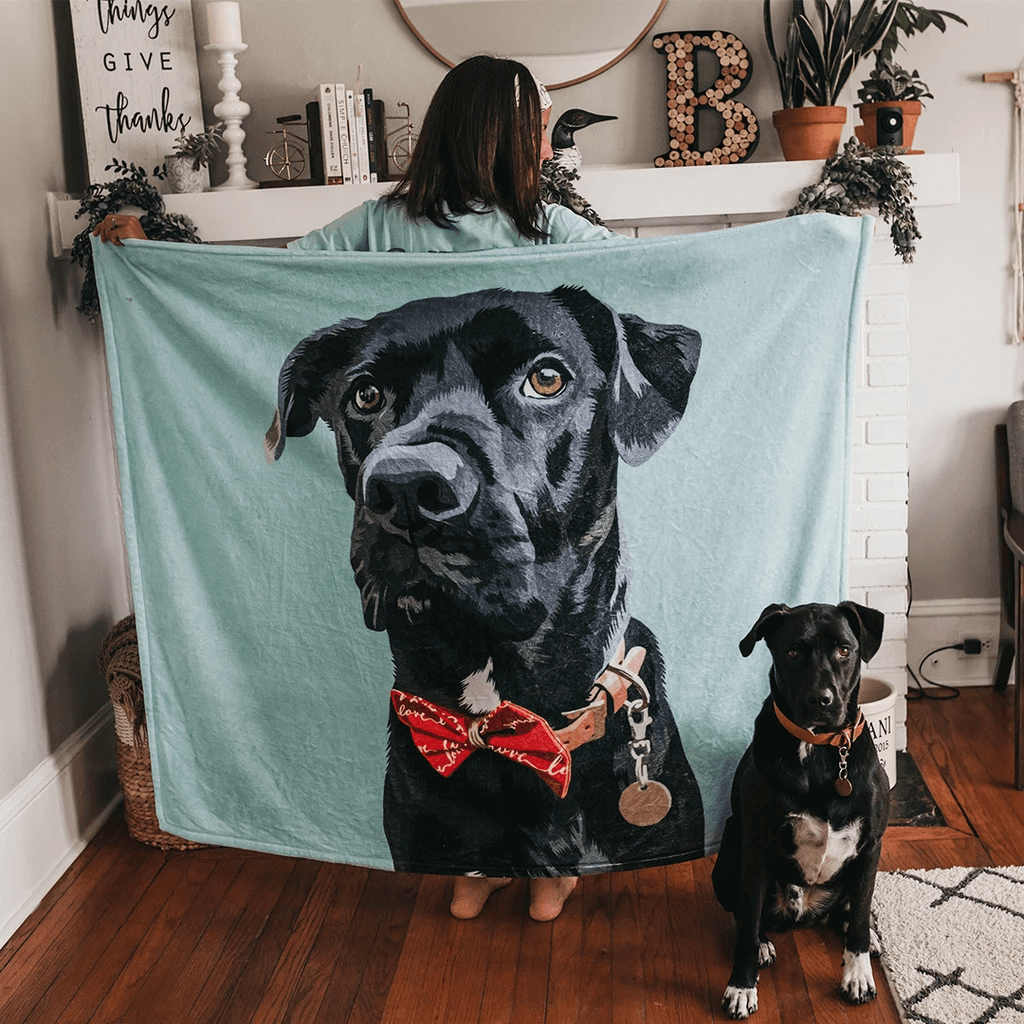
xmin=854 ymin=2 xmax=967 ymax=149
xmin=161 ymin=123 xmax=224 ymax=193
xmin=765 ymin=0 xmax=898 ymax=161
xmin=854 ymin=57 xmax=932 ymax=148
xmin=71 ymin=161 xmax=203 ymax=319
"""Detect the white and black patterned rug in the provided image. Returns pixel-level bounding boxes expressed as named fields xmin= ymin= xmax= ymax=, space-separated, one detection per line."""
xmin=873 ymin=866 xmax=1024 ymax=1024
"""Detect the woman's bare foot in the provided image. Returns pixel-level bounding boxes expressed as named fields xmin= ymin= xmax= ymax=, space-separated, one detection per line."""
xmin=450 ymin=876 xmax=512 ymax=919
xmin=529 ymin=876 xmax=578 ymax=921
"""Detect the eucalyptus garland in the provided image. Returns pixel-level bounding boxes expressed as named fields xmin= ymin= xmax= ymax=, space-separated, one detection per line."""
xmin=71 ymin=160 xmax=203 ymax=319
xmin=788 ymin=139 xmax=920 ymax=262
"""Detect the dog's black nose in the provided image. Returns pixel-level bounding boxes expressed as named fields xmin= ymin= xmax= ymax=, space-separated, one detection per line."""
xmin=360 ymin=442 xmax=477 ymax=529
xmin=818 ymin=691 xmax=835 ymax=707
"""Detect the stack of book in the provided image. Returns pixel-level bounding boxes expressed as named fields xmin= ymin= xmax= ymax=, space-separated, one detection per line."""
xmin=305 ymin=81 xmax=389 ymax=186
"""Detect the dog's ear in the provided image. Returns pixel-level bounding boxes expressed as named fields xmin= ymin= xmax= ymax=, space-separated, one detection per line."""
xmin=739 ymin=603 xmax=791 ymax=657
xmin=610 ymin=313 xmax=702 ymax=466
xmin=264 ymin=319 xmax=367 ymax=463
xmin=837 ymin=602 xmax=885 ymax=663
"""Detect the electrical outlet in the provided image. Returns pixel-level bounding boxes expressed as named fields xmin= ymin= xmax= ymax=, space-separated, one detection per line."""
xmin=959 ymin=635 xmax=996 ymax=658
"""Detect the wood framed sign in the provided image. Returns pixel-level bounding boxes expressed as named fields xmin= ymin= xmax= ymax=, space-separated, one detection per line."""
xmin=70 ymin=0 xmax=205 ymax=185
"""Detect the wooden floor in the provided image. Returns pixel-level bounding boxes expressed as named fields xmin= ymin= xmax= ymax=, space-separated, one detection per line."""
xmin=2 ymin=686 xmax=1022 ymax=1024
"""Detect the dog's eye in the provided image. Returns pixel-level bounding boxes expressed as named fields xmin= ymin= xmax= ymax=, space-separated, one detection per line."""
xmin=786 ymin=648 xmax=801 ymax=660
xmin=522 ymin=362 xmax=570 ymax=399
xmin=836 ymin=645 xmax=852 ymax=659
xmin=352 ymin=379 xmax=384 ymax=414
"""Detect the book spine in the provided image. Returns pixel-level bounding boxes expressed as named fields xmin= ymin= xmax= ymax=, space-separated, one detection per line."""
xmin=372 ymin=98 xmax=389 ymax=182
xmin=334 ymin=83 xmax=353 ymax=184
xmin=345 ymin=88 xmax=362 ymax=185
xmin=363 ymin=88 xmax=378 ymax=183
xmin=354 ymin=90 xmax=372 ymax=184
xmin=305 ymin=100 xmax=324 ymax=185
xmin=319 ymin=83 xmax=342 ymax=181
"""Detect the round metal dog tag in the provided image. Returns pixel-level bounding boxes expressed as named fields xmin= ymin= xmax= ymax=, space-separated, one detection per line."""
xmin=619 ymin=781 xmax=672 ymax=826
xmin=835 ymin=777 xmax=853 ymax=797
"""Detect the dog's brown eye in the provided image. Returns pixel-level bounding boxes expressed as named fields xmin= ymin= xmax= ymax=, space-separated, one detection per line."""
xmin=836 ymin=645 xmax=851 ymax=659
xmin=786 ymin=649 xmax=800 ymax=660
xmin=523 ymin=363 xmax=569 ymax=399
xmin=353 ymin=380 xmax=383 ymax=413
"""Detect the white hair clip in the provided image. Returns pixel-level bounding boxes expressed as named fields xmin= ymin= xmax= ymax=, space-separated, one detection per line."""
xmin=513 ymin=71 xmax=553 ymax=111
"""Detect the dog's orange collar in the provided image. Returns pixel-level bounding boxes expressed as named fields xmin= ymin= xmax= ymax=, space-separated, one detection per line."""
xmin=773 ymin=704 xmax=866 ymax=797
xmin=773 ymin=703 xmax=866 ymax=748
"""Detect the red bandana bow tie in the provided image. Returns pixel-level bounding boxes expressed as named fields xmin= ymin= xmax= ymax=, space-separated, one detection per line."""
xmin=390 ymin=689 xmax=572 ymax=798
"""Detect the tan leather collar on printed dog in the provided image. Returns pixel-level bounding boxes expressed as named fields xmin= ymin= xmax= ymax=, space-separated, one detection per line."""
xmin=556 ymin=640 xmax=642 ymax=751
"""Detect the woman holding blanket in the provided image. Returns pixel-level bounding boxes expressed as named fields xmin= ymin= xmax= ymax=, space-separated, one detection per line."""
xmin=95 ymin=54 xmax=622 ymax=923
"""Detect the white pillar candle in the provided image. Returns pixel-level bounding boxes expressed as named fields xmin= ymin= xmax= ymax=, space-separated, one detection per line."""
xmin=207 ymin=2 xmax=243 ymax=45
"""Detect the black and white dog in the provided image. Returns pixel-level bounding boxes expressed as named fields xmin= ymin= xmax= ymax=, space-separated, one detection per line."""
xmin=712 ymin=602 xmax=888 ymax=1019
xmin=266 ymin=286 xmax=705 ymax=875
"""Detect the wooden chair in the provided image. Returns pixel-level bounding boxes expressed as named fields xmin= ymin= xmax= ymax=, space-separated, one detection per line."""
xmin=994 ymin=422 xmax=1024 ymax=789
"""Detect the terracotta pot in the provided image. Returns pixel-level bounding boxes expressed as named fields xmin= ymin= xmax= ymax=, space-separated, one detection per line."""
xmin=854 ymin=100 xmax=923 ymax=151
xmin=163 ymin=154 xmax=210 ymax=194
xmin=772 ymin=106 xmax=848 ymax=161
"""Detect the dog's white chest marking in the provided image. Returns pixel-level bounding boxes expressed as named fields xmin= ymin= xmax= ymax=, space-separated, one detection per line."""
xmin=788 ymin=813 xmax=862 ymax=884
xmin=460 ymin=659 xmax=500 ymax=714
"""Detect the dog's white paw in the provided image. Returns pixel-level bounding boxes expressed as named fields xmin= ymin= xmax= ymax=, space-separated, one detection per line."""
xmin=722 ymin=985 xmax=758 ymax=1019
xmin=840 ymin=950 xmax=876 ymax=1004
xmin=758 ymin=939 xmax=776 ymax=968
xmin=869 ymin=927 xmax=881 ymax=957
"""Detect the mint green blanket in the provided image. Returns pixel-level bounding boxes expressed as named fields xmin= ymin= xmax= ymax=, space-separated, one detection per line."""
xmin=93 ymin=213 xmax=870 ymax=871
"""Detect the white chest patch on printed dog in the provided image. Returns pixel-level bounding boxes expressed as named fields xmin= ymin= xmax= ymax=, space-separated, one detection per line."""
xmin=788 ymin=813 xmax=862 ymax=884
xmin=460 ymin=659 xmax=500 ymax=714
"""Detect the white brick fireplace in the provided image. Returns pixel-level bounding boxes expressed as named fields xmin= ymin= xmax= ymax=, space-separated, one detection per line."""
xmin=47 ymin=154 xmax=960 ymax=751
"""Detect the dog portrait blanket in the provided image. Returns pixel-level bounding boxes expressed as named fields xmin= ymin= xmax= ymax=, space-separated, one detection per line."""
xmin=92 ymin=213 xmax=871 ymax=874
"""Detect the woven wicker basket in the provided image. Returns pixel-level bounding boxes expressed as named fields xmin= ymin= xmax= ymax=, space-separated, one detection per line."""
xmin=98 ymin=615 xmax=208 ymax=851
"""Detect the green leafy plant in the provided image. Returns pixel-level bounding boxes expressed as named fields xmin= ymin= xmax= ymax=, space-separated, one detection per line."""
xmin=170 ymin=122 xmax=225 ymax=171
xmin=764 ymin=2 xmax=806 ymax=109
xmin=875 ymin=1 xmax=967 ymax=64
xmin=857 ymin=56 xmax=934 ymax=103
xmin=765 ymin=0 xmax=900 ymax=108
xmin=71 ymin=161 xmax=202 ymax=319
xmin=788 ymin=138 xmax=920 ymax=261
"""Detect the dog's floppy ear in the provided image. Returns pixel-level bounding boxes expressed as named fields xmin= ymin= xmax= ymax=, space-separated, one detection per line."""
xmin=739 ymin=603 xmax=791 ymax=657
xmin=611 ymin=313 xmax=702 ymax=466
xmin=837 ymin=601 xmax=885 ymax=663
xmin=264 ymin=319 xmax=367 ymax=463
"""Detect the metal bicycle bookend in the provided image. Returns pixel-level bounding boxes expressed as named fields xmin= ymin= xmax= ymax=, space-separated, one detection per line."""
xmin=264 ymin=114 xmax=308 ymax=181
xmin=385 ymin=103 xmax=418 ymax=174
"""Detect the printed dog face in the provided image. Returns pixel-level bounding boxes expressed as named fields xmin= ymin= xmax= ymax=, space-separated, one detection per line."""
xmin=739 ymin=602 xmax=885 ymax=732
xmin=267 ymin=287 xmax=701 ymax=642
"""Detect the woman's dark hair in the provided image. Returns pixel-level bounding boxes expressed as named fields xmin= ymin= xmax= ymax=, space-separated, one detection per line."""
xmin=385 ymin=55 xmax=547 ymax=240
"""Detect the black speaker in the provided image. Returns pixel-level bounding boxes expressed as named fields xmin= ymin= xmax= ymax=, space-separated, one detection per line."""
xmin=876 ymin=106 xmax=904 ymax=147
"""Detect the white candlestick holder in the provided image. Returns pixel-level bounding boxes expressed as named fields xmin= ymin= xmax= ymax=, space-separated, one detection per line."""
xmin=205 ymin=41 xmax=258 ymax=191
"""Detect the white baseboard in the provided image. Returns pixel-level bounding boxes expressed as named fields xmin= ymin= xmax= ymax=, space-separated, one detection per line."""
xmin=0 ymin=704 xmax=122 ymax=949
xmin=907 ymin=598 xmax=1003 ymax=687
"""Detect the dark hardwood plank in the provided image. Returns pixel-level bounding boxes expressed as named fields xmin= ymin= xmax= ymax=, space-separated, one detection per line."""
xmin=182 ymin=855 xmax=300 ymax=1024
xmin=279 ymin=864 xmax=371 ymax=1024
xmin=0 ymin=834 xmax=165 ymax=1021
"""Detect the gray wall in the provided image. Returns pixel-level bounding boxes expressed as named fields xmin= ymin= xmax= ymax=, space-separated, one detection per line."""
xmin=0 ymin=0 xmax=1019 ymax=817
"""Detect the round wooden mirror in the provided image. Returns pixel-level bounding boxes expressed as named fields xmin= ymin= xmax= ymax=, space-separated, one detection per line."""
xmin=394 ymin=0 xmax=667 ymax=89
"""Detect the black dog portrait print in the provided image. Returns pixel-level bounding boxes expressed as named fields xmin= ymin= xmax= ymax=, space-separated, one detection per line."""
xmin=266 ymin=286 xmax=706 ymax=875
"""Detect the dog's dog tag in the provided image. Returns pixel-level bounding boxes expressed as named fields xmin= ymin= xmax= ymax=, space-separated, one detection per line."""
xmin=835 ymin=777 xmax=853 ymax=797
xmin=619 ymin=781 xmax=672 ymax=826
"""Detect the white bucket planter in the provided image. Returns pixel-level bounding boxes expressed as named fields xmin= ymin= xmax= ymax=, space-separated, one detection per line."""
xmin=859 ymin=677 xmax=897 ymax=789
xmin=163 ymin=154 xmax=210 ymax=194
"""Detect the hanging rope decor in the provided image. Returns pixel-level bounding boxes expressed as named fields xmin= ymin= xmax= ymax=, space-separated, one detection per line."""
xmin=985 ymin=66 xmax=1024 ymax=345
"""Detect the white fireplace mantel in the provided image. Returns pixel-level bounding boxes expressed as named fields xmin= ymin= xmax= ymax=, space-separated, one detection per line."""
xmin=46 ymin=153 xmax=959 ymax=255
